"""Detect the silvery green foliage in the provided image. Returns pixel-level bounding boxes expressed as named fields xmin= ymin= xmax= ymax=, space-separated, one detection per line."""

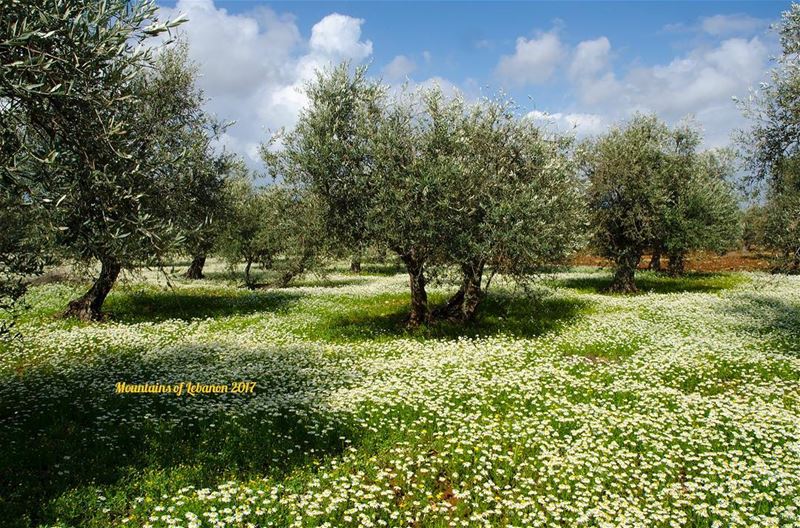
xmin=0 ymin=1 xmax=225 ymax=317
xmin=216 ymin=175 xmax=325 ymax=287
xmin=0 ymin=190 xmax=51 ymax=337
xmin=216 ymin=175 xmax=275 ymax=286
xmin=147 ymin=41 xmax=237 ymax=267
xmin=763 ymin=158 xmax=800 ymax=269
xmin=738 ymin=3 xmax=800 ymax=269
xmin=268 ymin=64 xmax=585 ymax=322
xmin=436 ymin=93 xmax=586 ymax=278
xmin=584 ymin=115 xmax=741 ymax=286
xmin=582 ymin=114 xmax=672 ymax=291
xmin=657 ymin=133 xmax=742 ymax=275
xmin=1 ymin=0 xmax=187 ymax=263
xmin=264 ymin=64 xmax=383 ymax=256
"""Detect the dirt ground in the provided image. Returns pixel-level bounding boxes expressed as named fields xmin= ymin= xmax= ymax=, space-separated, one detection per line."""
xmin=572 ymin=250 xmax=775 ymax=273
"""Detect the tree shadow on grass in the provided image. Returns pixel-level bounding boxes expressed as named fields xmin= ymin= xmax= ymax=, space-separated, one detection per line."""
xmin=714 ymin=292 xmax=800 ymax=356
xmin=357 ymin=262 xmax=406 ymax=276
xmin=103 ymin=288 xmax=301 ymax=323
xmin=279 ymin=277 xmax=368 ymax=288
xmin=313 ymin=291 xmax=591 ymax=342
xmin=554 ymin=271 xmax=745 ymax=295
xmin=0 ymin=344 xmax=361 ymax=528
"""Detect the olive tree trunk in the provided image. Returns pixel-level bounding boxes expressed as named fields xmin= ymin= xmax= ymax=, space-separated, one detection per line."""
xmin=436 ymin=262 xmax=485 ymax=322
xmin=64 ymin=258 xmax=121 ymax=321
xmin=648 ymin=249 xmax=662 ymax=271
xmin=400 ymin=251 xmax=429 ymax=327
xmin=608 ymin=253 xmax=640 ymax=293
xmin=244 ymin=259 xmax=253 ymax=288
xmin=184 ymin=254 xmax=206 ymax=279
xmin=667 ymin=251 xmax=686 ymax=276
xmin=274 ymin=251 xmax=314 ymax=288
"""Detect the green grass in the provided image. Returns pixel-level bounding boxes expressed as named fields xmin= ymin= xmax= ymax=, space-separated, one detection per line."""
xmin=552 ymin=269 xmax=748 ymax=294
xmin=0 ymin=264 xmax=798 ymax=528
xmin=299 ymin=290 xmax=591 ymax=342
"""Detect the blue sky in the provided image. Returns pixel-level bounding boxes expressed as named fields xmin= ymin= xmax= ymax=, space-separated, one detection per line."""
xmin=156 ymin=0 xmax=792 ymax=170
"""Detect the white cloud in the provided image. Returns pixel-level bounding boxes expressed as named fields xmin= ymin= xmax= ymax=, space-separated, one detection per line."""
xmin=526 ymin=110 xmax=607 ymax=137
xmin=308 ymin=13 xmax=373 ymax=60
xmin=700 ymin=14 xmax=768 ymax=36
xmin=157 ymin=2 xmax=374 ymax=170
xmin=623 ymin=36 xmax=769 ymax=116
xmin=552 ymin=33 xmax=771 ymax=148
xmin=663 ymin=13 xmax=769 ymax=37
xmin=568 ymin=37 xmax=621 ymax=105
xmin=495 ymin=30 xmax=566 ymax=86
xmin=383 ymin=55 xmax=416 ymax=80
xmin=569 ymin=37 xmax=611 ymax=79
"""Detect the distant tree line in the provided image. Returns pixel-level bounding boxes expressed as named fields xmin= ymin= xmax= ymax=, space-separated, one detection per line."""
xmin=1 ymin=0 xmax=797 ymax=329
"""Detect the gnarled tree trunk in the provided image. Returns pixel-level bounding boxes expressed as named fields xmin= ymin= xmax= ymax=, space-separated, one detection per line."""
xmin=460 ymin=265 xmax=484 ymax=322
xmin=275 ymin=251 xmax=314 ymax=288
xmin=64 ymin=258 xmax=121 ymax=321
xmin=184 ymin=254 xmax=206 ymax=279
xmin=648 ymin=249 xmax=662 ymax=271
xmin=436 ymin=262 xmax=485 ymax=322
xmin=400 ymin=250 xmax=429 ymax=327
xmin=244 ymin=259 xmax=253 ymax=288
xmin=608 ymin=253 xmax=640 ymax=293
xmin=667 ymin=251 xmax=686 ymax=276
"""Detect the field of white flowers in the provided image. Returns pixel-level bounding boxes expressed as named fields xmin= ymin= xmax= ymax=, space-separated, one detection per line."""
xmin=1 ymin=265 xmax=799 ymax=528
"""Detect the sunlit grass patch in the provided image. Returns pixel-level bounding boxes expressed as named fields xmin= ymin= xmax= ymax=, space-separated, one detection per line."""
xmin=560 ymin=339 xmax=641 ymax=361
xmin=554 ymin=269 xmax=749 ymax=294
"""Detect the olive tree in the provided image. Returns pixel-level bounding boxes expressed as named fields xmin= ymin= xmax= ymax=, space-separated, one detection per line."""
xmin=146 ymin=41 xmax=236 ymax=281
xmin=1 ymin=0 xmax=189 ymax=320
xmin=738 ymin=3 xmax=800 ymax=270
xmin=0 ymin=190 xmax=51 ymax=337
xmin=763 ymin=158 xmax=800 ymax=270
xmin=216 ymin=176 xmax=325 ymax=288
xmin=741 ymin=204 xmax=768 ymax=251
xmin=265 ymin=68 xmax=449 ymax=324
xmin=216 ymin=176 xmax=275 ymax=287
xmin=582 ymin=115 xmax=671 ymax=292
xmin=269 ymin=65 xmax=584 ymax=325
xmin=265 ymin=64 xmax=381 ymax=260
xmin=432 ymin=95 xmax=585 ymax=321
xmin=366 ymin=88 xmax=461 ymax=324
xmin=652 ymin=129 xmax=741 ymax=276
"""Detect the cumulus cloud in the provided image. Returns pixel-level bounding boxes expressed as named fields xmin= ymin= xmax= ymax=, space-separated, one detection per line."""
xmin=623 ymin=36 xmax=768 ymax=116
xmin=700 ymin=14 xmax=768 ymax=36
xmin=569 ymin=37 xmax=611 ymax=79
xmin=157 ymin=1 xmax=373 ymax=170
xmin=555 ymin=33 xmax=771 ymax=147
xmin=495 ymin=30 xmax=566 ymax=86
xmin=383 ymin=55 xmax=416 ymax=80
xmin=308 ymin=13 xmax=373 ymax=59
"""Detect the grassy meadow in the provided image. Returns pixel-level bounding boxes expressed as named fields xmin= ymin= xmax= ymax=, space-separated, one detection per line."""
xmin=1 ymin=261 xmax=799 ymax=528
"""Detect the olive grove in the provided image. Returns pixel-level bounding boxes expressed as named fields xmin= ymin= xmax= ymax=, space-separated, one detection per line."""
xmin=268 ymin=65 xmax=585 ymax=324
xmin=0 ymin=0 xmax=231 ymax=320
